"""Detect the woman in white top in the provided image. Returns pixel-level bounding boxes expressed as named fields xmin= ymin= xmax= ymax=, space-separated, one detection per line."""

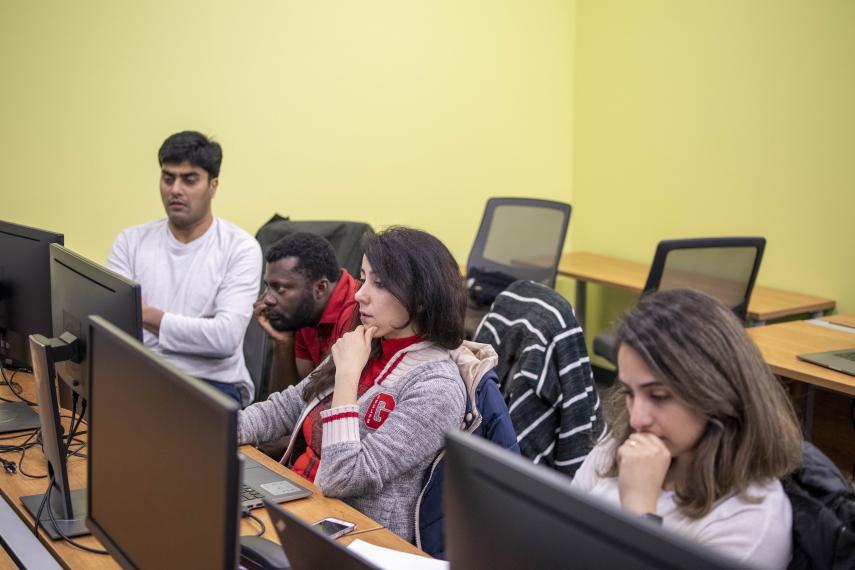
xmin=572 ymin=289 xmax=802 ymax=569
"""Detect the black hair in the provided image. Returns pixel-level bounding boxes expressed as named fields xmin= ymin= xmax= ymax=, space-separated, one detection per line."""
xmin=158 ymin=131 xmax=223 ymax=180
xmin=361 ymin=226 xmax=465 ymax=348
xmin=266 ymin=232 xmax=341 ymax=283
xmin=301 ymin=226 xmax=466 ymax=402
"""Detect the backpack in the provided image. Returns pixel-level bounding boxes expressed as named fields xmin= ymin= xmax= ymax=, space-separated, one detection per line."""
xmin=783 ymin=442 xmax=855 ymax=570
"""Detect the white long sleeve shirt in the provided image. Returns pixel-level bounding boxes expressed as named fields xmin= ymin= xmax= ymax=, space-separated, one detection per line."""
xmin=571 ymin=441 xmax=793 ymax=570
xmin=107 ymin=218 xmax=262 ymax=404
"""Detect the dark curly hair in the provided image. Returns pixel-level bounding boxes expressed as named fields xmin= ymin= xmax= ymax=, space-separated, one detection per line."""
xmin=158 ymin=131 xmax=222 ymax=180
xmin=265 ymin=232 xmax=341 ymax=283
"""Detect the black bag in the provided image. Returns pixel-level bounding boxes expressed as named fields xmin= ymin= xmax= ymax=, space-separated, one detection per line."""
xmin=467 ymin=267 xmax=518 ymax=306
xmin=784 ymin=442 xmax=855 ymax=570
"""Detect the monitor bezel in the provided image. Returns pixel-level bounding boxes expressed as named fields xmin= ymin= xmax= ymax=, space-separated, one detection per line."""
xmin=49 ymin=243 xmax=142 ymax=397
xmin=84 ymin=315 xmax=240 ymax=569
xmin=444 ymin=431 xmax=745 ymax=570
xmin=0 ymin=219 xmax=64 ymax=368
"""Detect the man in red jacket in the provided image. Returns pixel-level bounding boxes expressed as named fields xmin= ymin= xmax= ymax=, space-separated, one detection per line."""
xmin=254 ymin=232 xmax=360 ymax=392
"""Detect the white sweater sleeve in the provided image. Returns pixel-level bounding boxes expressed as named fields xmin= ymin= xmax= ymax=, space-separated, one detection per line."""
xmin=158 ymin=238 xmax=261 ymax=358
xmin=106 ymin=231 xmax=133 ymax=280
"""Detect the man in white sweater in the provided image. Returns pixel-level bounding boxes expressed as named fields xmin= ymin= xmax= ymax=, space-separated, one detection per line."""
xmin=108 ymin=131 xmax=262 ymax=405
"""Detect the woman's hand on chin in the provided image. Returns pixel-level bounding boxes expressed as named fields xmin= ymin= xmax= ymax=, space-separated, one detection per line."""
xmin=330 ymin=325 xmax=378 ymax=407
xmin=616 ymin=432 xmax=672 ymax=516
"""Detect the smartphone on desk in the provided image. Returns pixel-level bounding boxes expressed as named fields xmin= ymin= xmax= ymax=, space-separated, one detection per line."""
xmin=313 ymin=517 xmax=356 ymax=539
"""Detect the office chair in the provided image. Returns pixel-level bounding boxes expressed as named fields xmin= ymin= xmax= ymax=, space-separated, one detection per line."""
xmin=245 ymin=215 xmax=375 ymax=402
xmin=472 ymin=280 xmax=603 ymax=477
xmin=254 ymin=214 xmax=374 ymax=277
xmin=464 ymin=198 xmax=571 ymax=337
xmin=593 ymin=237 xmax=766 ymax=365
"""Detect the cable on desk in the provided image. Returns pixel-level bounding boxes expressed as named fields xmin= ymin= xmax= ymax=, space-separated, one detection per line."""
xmin=65 ymin=393 xmax=77 ymax=451
xmin=242 ymin=509 xmax=267 ymax=537
xmin=43 ymin=480 xmax=109 ymax=555
xmin=0 ymin=365 xmax=36 ymax=406
xmin=0 ymin=428 xmax=44 ymax=478
xmin=33 ymin=475 xmax=52 ymax=538
xmin=18 ymin=431 xmax=47 ymax=479
xmin=64 ymin=399 xmax=88 ymax=459
xmin=0 ymin=429 xmax=38 ymax=442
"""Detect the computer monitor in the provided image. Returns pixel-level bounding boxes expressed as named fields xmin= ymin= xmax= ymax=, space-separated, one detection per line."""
xmin=0 ymin=220 xmax=62 ymax=434
xmin=444 ymin=431 xmax=745 ymax=570
xmin=0 ymin=220 xmax=63 ymax=368
xmin=85 ymin=315 xmax=240 ymax=569
xmin=49 ymin=243 xmax=142 ymax=398
xmin=19 ymin=246 xmax=142 ymax=539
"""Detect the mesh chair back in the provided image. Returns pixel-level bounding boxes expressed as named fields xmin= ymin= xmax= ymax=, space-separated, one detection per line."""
xmin=643 ymin=237 xmax=766 ymax=321
xmin=466 ymin=198 xmax=571 ymax=288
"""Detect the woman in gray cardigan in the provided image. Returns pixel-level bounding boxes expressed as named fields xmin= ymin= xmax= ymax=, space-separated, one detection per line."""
xmin=238 ymin=227 xmax=467 ymax=542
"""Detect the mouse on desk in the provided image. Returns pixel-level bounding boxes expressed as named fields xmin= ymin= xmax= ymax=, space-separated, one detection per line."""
xmin=239 ymin=535 xmax=291 ymax=570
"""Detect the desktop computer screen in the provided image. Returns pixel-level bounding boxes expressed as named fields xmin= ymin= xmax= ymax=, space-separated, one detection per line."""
xmin=49 ymin=244 xmax=142 ymax=397
xmin=444 ymin=431 xmax=744 ymax=570
xmin=0 ymin=220 xmax=63 ymax=368
xmin=20 ymin=246 xmax=143 ymax=537
xmin=85 ymin=315 xmax=240 ymax=569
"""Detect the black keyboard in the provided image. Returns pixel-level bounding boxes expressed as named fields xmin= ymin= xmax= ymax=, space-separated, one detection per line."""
xmin=241 ymin=485 xmax=264 ymax=504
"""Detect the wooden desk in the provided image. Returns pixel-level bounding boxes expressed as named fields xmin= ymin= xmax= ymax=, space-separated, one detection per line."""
xmin=747 ymin=320 xmax=855 ymax=440
xmin=0 ymin=541 xmax=18 ymax=569
xmin=746 ymin=321 xmax=855 ymax=397
xmin=559 ymin=251 xmax=836 ymax=329
xmin=0 ymin=373 xmax=426 ymax=568
xmin=340 ymin=529 xmax=430 ymax=556
xmin=822 ymin=313 xmax=855 ymax=329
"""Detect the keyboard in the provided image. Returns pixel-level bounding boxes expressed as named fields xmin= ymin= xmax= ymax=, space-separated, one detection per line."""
xmin=241 ymin=485 xmax=265 ymax=507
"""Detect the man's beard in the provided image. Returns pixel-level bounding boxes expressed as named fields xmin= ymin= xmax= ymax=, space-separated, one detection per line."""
xmin=267 ymin=291 xmax=317 ymax=332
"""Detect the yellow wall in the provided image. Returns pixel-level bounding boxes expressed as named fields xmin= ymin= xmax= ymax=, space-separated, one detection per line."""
xmin=573 ymin=0 xmax=855 ymax=344
xmin=4 ymin=0 xmax=852 ymax=334
xmin=0 ymin=1 xmax=576 ymax=266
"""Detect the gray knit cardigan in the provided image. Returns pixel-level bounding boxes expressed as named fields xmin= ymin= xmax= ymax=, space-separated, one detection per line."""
xmin=237 ymin=342 xmax=466 ymax=542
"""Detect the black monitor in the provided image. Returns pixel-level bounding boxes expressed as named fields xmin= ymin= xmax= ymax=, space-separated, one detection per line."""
xmin=49 ymin=243 xmax=142 ymax=398
xmin=19 ymin=246 xmax=142 ymax=539
xmin=0 ymin=220 xmax=62 ymax=434
xmin=0 ymin=220 xmax=63 ymax=368
xmin=85 ymin=315 xmax=240 ymax=568
xmin=444 ymin=431 xmax=745 ymax=570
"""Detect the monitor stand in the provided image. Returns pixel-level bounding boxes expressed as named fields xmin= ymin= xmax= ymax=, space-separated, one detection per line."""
xmin=20 ymin=488 xmax=89 ymax=540
xmin=19 ymin=333 xmax=89 ymax=539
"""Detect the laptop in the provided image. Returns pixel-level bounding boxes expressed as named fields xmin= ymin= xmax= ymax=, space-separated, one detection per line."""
xmin=264 ymin=499 xmax=381 ymax=570
xmin=797 ymin=348 xmax=855 ymax=376
xmin=241 ymin=455 xmax=312 ymax=509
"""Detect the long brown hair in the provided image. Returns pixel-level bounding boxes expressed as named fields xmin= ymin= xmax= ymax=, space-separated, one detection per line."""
xmin=602 ymin=288 xmax=802 ymax=518
xmin=301 ymin=227 xmax=466 ymax=402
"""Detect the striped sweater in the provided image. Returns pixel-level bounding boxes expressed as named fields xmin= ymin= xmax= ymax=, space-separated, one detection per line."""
xmin=473 ymin=280 xmax=604 ymax=477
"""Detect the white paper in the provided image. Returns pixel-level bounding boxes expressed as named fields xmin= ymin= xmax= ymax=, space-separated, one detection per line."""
xmin=347 ymin=539 xmax=450 ymax=570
